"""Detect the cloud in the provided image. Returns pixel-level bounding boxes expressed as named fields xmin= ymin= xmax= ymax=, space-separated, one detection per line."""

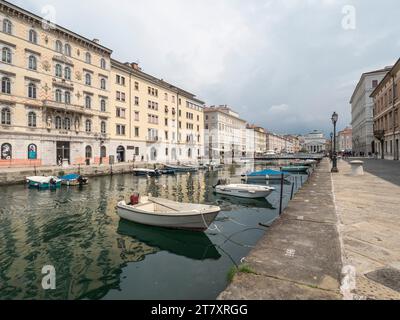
xmin=13 ymin=0 xmax=400 ymax=137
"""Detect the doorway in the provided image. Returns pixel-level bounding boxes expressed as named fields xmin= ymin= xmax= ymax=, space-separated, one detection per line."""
xmin=116 ymin=146 xmax=125 ymax=162
xmin=56 ymin=141 xmax=70 ymax=164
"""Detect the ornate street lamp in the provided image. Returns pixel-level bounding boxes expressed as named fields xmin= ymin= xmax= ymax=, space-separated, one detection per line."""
xmin=331 ymin=112 xmax=339 ymax=173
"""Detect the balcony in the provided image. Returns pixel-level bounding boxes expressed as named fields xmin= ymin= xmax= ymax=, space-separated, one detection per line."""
xmin=374 ymin=130 xmax=385 ymax=141
xmin=146 ymin=136 xmax=160 ymax=143
xmin=43 ymin=100 xmax=85 ymax=114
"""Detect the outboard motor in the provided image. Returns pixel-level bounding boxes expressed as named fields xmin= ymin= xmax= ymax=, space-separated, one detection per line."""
xmin=130 ymin=193 xmax=140 ymax=205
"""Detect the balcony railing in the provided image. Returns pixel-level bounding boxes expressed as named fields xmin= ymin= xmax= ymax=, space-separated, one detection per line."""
xmin=146 ymin=136 xmax=159 ymax=142
xmin=43 ymin=100 xmax=85 ymax=114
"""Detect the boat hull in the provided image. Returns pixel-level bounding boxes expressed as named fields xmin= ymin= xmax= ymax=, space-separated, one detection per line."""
xmin=164 ymin=165 xmax=198 ymax=173
xmin=117 ymin=202 xmax=220 ymax=231
xmin=215 ymin=187 xmax=273 ymax=199
xmin=243 ymin=174 xmax=290 ymax=181
xmin=28 ymin=180 xmax=61 ymax=189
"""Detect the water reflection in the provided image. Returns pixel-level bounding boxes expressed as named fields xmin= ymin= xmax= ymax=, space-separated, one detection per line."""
xmin=117 ymin=220 xmax=221 ymax=261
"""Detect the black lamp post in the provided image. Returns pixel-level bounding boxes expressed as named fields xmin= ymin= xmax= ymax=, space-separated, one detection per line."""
xmin=331 ymin=112 xmax=339 ymax=173
xmin=330 ymin=132 xmax=333 ymax=160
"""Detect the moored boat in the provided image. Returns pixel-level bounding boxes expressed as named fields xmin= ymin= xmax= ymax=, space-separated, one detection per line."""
xmin=164 ymin=165 xmax=198 ymax=173
xmin=116 ymin=195 xmax=220 ymax=231
xmin=242 ymin=169 xmax=290 ymax=181
xmin=26 ymin=176 xmax=62 ymax=189
xmin=133 ymin=168 xmax=162 ymax=177
xmin=280 ymin=166 xmax=309 ymax=173
xmin=60 ymin=174 xmax=88 ymax=186
xmin=214 ymin=183 xmax=275 ymax=199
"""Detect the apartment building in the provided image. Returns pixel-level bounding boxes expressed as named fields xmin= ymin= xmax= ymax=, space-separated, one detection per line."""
xmin=204 ymin=105 xmax=246 ymax=164
xmin=247 ymin=125 xmax=266 ymax=156
xmin=265 ymin=132 xmax=294 ymax=154
xmin=0 ymin=1 xmax=204 ymax=166
xmin=110 ymin=60 xmax=204 ymax=164
xmin=371 ymin=58 xmax=400 ymax=160
xmin=350 ymin=67 xmax=390 ymax=156
xmin=0 ymin=1 xmax=112 ymax=166
xmin=337 ymin=126 xmax=353 ymax=153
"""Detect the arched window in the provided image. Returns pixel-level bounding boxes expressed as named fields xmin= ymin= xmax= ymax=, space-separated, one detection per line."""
xmin=64 ymin=44 xmax=71 ymax=57
xmin=2 ymin=47 xmax=12 ymax=63
xmin=100 ymin=78 xmax=106 ymax=90
xmin=55 ymin=89 xmax=62 ymax=102
xmin=28 ymin=144 xmax=37 ymax=160
xmin=85 ymin=119 xmax=92 ymax=132
xmin=100 ymin=99 xmax=106 ymax=112
xmin=29 ymin=29 xmax=37 ymax=44
xmin=64 ymin=91 xmax=71 ymax=104
xmin=1 ymin=77 xmax=11 ymax=94
xmin=28 ymin=112 xmax=37 ymax=127
xmin=1 ymin=143 xmax=12 ymax=160
xmin=100 ymin=146 xmax=107 ymax=158
xmin=2 ymin=19 xmax=12 ymax=34
xmin=85 ymin=52 xmax=91 ymax=64
xmin=64 ymin=117 xmax=71 ymax=130
xmin=55 ymin=40 xmax=63 ymax=53
xmin=28 ymin=83 xmax=37 ymax=99
xmin=100 ymin=58 xmax=106 ymax=69
xmin=85 ymin=145 xmax=92 ymax=159
xmin=64 ymin=66 xmax=71 ymax=80
xmin=55 ymin=116 xmax=62 ymax=129
xmin=28 ymin=55 xmax=37 ymax=70
xmin=85 ymin=95 xmax=91 ymax=109
xmin=1 ymin=107 xmax=11 ymax=125
xmin=85 ymin=73 xmax=91 ymax=85
xmin=55 ymin=64 xmax=62 ymax=77
xmin=101 ymin=121 xmax=106 ymax=134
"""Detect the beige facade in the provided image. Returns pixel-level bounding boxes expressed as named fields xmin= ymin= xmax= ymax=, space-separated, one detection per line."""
xmin=371 ymin=58 xmax=400 ymax=160
xmin=247 ymin=125 xmax=266 ymax=156
xmin=337 ymin=126 xmax=352 ymax=152
xmin=0 ymin=1 xmax=204 ymax=167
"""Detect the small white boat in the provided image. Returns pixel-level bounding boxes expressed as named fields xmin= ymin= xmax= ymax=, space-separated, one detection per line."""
xmin=26 ymin=176 xmax=62 ymax=189
xmin=117 ymin=196 xmax=221 ymax=231
xmin=214 ymin=183 xmax=275 ymax=199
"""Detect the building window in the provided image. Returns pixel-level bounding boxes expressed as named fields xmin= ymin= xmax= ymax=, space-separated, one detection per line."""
xmin=85 ymin=119 xmax=92 ymax=132
xmin=55 ymin=64 xmax=62 ymax=77
xmin=55 ymin=89 xmax=62 ymax=102
xmin=64 ymin=44 xmax=71 ymax=57
xmin=2 ymin=19 xmax=12 ymax=34
xmin=1 ymin=77 xmax=11 ymax=94
xmin=134 ymin=127 xmax=139 ymax=137
xmin=65 ymin=91 xmax=71 ymax=104
xmin=135 ymin=97 xmax=139 ymax=106
xmin=116 ymin=107 xmax=126 ymax=118
xmin=100 ymin=78 xmax=106 ymax=90
xmin=134 ymin=82 xmax=139 ymax=90
xmin=55 ymin=116 xmax=62 ymax=129
xmin=64 ymin=67 xmax=71 ymax=80
xmin=372 ymin=80 xmax=378 ymax=88
xmin=101 ymin=121 xmax=106 ymax=134
xmin=64 ymin=117 xmax=71 ymax=130
xmin=2 ymin=47 xmax=12 ymax=63
xmin=100 ymin=58 xmax=106 ymax=69
xmin=85 ymin=52 xmax=91 ymax=64
xmin=28 ymin=55 xmax=37 ymax=70
xmin=134 ymin=111 xmax=139 ymax=121
xmin=85 ymin=146 xmax=92 ymax=159
xmin=29 ymin=29 xmax=37 ymax=44
xmin=85 ymin=96 xmax=91 ymax=109
xmin=116 ymin=124 xmax=126 ymax=136
xmin=55 ymin=40 xmax=63 ymax=53
xmin=28 ymin=83 xmax=37 ymax=99
xmin=1 ymin=107 xmax=11 ymax=125
xmin=1 ymin=143 xmax=12 ymax=160
xmin=100 ymin=99 xmax=106 ymax=112
xmin=85 ymin=73 xmax=91 ymax=86
xmin=28 ymin=112 xmax=37 ymax=127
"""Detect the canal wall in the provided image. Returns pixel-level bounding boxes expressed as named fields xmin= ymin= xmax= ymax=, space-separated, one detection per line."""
xmin=0 ymin=162 xmax=163 ymax=186
xmin=218 ymin=158 xmax=343 ymax=300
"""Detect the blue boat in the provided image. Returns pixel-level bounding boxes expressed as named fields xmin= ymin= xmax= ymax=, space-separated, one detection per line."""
xmin=242 ymin=169 xmax=290 ymax=181
xmin=60 ymin=174 xmax=89 ymax=186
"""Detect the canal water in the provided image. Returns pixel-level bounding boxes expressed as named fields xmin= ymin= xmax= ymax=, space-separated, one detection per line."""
xmin=0 ymin=163 xmax=309 ymax=300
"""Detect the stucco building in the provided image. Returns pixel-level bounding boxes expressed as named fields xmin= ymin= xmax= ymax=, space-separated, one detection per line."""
xmin=0 ymin=1 xmax=204 ymax=167
xmin=371 ymin=58 xmax=400 ymax=160
xmin=337 ymin=126 xmax=353 ymax=153
xmin=247 ymin=125 xmax=266 ymax=156
xmin=350 ymin=67 xmax=390 ymax=156
xmin=303 ymin=130 xmax=326 ymax=154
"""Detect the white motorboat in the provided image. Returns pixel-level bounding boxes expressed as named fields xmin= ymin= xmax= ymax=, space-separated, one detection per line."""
xmin=116 ymin=196 xmax=221 ymax=231
xmin=214 ymin=183 xmax=275 ymax=199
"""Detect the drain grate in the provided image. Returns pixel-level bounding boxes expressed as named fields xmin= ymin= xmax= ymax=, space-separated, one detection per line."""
xmin=365 ymin=268 xmax=400 ymax=293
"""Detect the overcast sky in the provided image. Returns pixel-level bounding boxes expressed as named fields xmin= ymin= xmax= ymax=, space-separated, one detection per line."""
xmin=12 ymin=0 xmax=400 ymax=136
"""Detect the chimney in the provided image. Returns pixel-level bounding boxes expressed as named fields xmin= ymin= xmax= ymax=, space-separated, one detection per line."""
xmin=93 ymin=38 xmax=100 ymax=44
xmin=131 ymin=62 xmax=140 ymax=70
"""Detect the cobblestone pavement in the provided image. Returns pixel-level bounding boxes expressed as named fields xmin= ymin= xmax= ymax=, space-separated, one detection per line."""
xmin=333 ymin=159 xmax=400 ymax=300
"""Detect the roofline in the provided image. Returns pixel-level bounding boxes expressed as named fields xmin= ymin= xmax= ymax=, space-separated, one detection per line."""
xmin=203 ymin=106 xmax=247 ymax=122
xmin=111 ymin=59 xmax=205 ymax=105
xmin=349 ymin=67 xmax=391 ymax=104
xmin=0 ymin=0 xmax=112 ymax=54
xmin=370 ymin=58 xmax=400 ymax=98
